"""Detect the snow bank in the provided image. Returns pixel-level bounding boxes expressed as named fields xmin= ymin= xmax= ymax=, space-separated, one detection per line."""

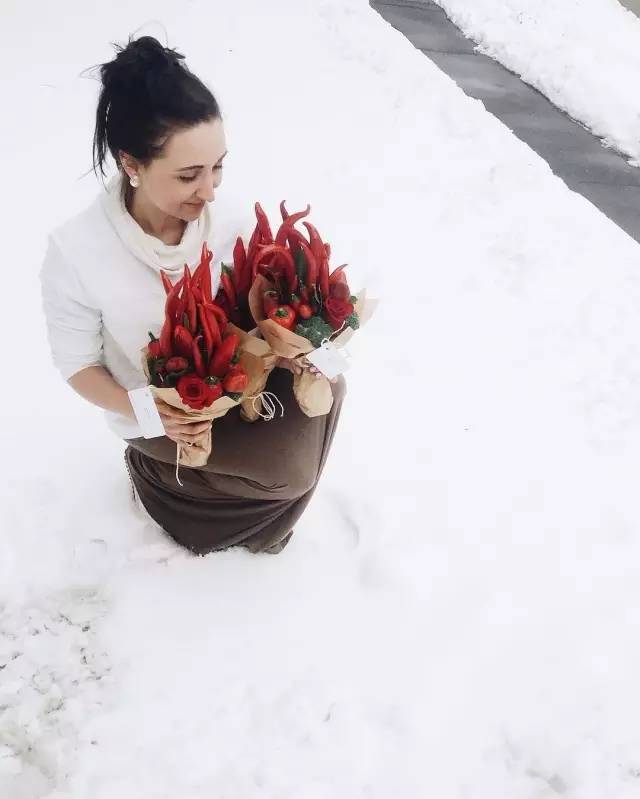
xmin=434 ymin=0 xmax=640 ymax=163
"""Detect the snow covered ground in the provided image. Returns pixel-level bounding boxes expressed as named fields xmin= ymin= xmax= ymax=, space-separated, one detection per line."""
xmin=433 ymin=0 xmax=640 ymax=164
xmin=5 ymin=0 xmax=640 ymax=796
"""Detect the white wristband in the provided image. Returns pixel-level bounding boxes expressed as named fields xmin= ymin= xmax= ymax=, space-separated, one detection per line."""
xmin=127 ymin=387 xmax=166 ymax=439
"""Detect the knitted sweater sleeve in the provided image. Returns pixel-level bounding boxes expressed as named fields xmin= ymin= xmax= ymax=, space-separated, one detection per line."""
xmin=39 ymin=234 xmax=104 ymax=381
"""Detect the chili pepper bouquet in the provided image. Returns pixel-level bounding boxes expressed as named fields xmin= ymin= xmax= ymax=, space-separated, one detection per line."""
xmin=214 ymin=214 xmax=279 ymax=422
xmin=141 ymin=242 xmax=266 ymax=470
xmin=246 ymin=201 xmax=373 ymax=417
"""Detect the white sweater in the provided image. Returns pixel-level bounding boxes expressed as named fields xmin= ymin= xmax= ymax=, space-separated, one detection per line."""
xmin=39 ymin=173 xmax=253 ymax=440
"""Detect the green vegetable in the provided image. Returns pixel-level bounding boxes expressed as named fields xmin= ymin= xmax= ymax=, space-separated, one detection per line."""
xmin=345 ymin=311 xmax=360 ymax=331
xmin=295 ymin=316 xmax=334 ymax=349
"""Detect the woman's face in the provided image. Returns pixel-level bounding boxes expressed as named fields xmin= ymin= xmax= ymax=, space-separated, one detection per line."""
xmin=126 ymin=117 xmax=227 ymax=222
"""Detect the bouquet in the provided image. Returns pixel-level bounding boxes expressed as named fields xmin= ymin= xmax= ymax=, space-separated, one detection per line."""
xmin=247 ymin=201 xmax=372 ymax=417
xmin=215 ymin=202 xmax=281 ymax=332
xmin=142 ymin=242 xmax=265 ymax=476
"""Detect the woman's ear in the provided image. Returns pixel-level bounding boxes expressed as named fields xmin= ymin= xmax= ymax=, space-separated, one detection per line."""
xmin=119 ymin=151 xmax=137 ymax=179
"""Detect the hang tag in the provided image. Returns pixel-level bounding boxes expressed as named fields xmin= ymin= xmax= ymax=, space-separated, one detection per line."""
xmin=306 ymin=341 xmax=351 ymax=380
xmin=127 ymin=387 xmax=166 ymax=439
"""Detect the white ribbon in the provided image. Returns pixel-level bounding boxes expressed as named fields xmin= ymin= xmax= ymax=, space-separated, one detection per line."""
xmin=173 ymin=391 xmax=284 ymax=485
xmin=246 ymin=390 xmax=284 ymax=421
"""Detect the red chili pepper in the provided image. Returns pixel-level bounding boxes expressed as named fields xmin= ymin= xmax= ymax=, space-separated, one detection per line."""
xmin=222 ymin=364 xmax=249 ymax=393
xmin=302 ymin=221 xmax=327 ymax=274
xmin=159 ymin=278 xmax=185 ymax=357
xmin=233 ymin=236 xmax=249 ymax=296
xmin=318 ymin=252 xmax=330 ymax=301
xmin=147 ymin=332 xmax=163 ymax=358
xmin=280 ymin=200 xmax=289 ymax=221
xmin=247 ymin=224 xmax=262 ymax=281
xmin=297 ymin=303 xmax=313 ymax=320
xmin=165 ymin=276 xmax=185 ymax=321
xmin=257 ymin=263 xmax=280 ymax=283
xmin=274 ymin=205 xmax=312 ymax=248
xmin=324 ymin=242 xmax=331 ymax=259
xmin=209 ymin=333 xmax=239 ymax=378
xmin=197 ymin=303 xmax=214 ymax=359
xmin=191 ymin=334 xmax=206 ymax=378
xmin=191 ymin=262 xmax=204 ymax=302
xmin=204 ymin=306 xmax=222 ymax=350
xmin=160 ymin=271 xmax=173 ymax=295
xmin=268 ymin=305 xmax=296 ymax=330
xmin=330 ymin=281 xmax=351 ymax=301
xmin=173 ymin=324 xmax=194 ymax=359
xmin=287 ymin=230 xmax=302 ymax=262
xmin=166 ymin=356 xmax=189 ymax=373
xmin=174 ymin=281 xmax=188 ymax=325
xmin=329 ymin=264 xmax=348 ymax=284
xmin=254 ymin=202 xmax=274 ymax=244
xmin=191 ymin=259 xmax=203 ymax=291
xmin=201 ymin=242 xmax=214 ymax=303
xmin=204 ymin=301 xmax=228 ymax=331
xmin=159 ymin=318 xmax=173 ymax=358
xmin=220 ymin=265 xmax=238 ymax=309
xmin=300 ymin=285 xmax=311 ymax=303
xmin=290 ymin=294 xmax=301 ymax=312
xmin=183 ymin=274 xmax=197 ymax=333
xmin=254 ymin=245 xmax=296 ymax=292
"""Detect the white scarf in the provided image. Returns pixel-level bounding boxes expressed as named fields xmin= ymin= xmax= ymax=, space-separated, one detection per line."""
xmin=100 ymin=172 xmax=215 ymax=278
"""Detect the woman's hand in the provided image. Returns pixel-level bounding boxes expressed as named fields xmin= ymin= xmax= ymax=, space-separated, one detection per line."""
xmin=275 ymin=356 xmax=303 ymax=376
xmin=154 ymin=398 xmax=211 ymax=446
xmin=275 ymin=356 xmax=338 ymax=383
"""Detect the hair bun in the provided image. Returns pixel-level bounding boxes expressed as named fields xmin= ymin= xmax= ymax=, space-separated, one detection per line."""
xmin=101 ymin=35 xmax=184 ymax=91
xmin=127 ymin=36 xmax=183 ymax=69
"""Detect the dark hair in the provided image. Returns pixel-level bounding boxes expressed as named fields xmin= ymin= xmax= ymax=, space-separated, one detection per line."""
xmin=91 ymin=35 xmax=221 ymax=182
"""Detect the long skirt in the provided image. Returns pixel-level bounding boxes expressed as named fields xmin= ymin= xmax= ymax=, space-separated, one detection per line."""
xmin=123 ymin=367 xmax=346 ymax=555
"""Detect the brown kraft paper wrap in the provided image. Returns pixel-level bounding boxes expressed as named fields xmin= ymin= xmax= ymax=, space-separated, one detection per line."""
xmin=248 ymin=274 xmax=373 ymax=418
xmin=226 ymin=323 xmax=278 ymax=423
xmin=140 ymin=336 xmax=265 ymax=470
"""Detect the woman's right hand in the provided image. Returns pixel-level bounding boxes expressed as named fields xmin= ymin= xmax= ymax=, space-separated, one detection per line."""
xmin=154 ymin=398 xmax=211 ymax=446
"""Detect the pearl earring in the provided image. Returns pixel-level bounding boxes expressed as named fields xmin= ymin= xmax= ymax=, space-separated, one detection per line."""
xmin=130 ymin=175 xmax=140 ymax=188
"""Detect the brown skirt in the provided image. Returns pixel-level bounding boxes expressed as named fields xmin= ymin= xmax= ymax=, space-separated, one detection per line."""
xmin=123 ymin=367 xmax=346 ymax=555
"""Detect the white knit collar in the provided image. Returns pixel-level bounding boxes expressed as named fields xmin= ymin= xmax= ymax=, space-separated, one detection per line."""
xmin=100 ymin=172 xmax=214 ymax=278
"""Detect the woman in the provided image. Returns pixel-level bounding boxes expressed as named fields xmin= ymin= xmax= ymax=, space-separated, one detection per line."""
xmin=39 ymin=35 xmax=346 ymax=555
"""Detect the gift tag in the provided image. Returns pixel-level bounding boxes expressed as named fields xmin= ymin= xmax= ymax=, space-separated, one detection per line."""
xmin=128 ymin=387 xmax=166 ymax=439
xmin=306 ymin=341 xmax=351 ymax=380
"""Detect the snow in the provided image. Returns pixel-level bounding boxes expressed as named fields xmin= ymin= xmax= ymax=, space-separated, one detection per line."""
xmin=4 ymin=0 xmax=640 ymax=796
xmin=433 ymin=0 xmax=640 ymax=164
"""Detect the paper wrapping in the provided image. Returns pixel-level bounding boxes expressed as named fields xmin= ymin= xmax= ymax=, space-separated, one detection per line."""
xmin=248 ymin=274 xmax=374 ymax=417
xmin=141 ymin=333 xmax=265 ymax=468
xmin=226 ymin=323 xmax=278 ymax=422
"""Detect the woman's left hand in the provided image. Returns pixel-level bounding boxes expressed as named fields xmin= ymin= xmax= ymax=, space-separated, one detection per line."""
xmin=275 ymin=356 xmax=338 ymax=383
